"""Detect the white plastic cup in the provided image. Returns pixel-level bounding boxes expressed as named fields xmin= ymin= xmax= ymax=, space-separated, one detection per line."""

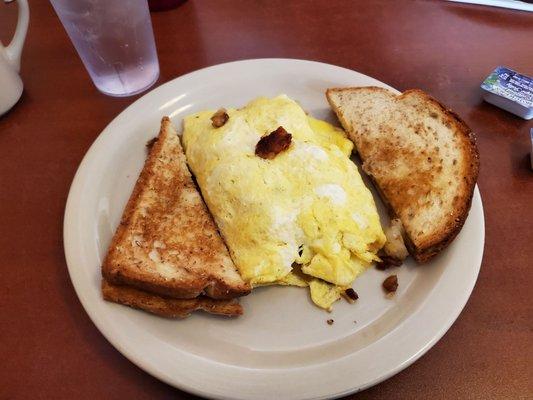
xmin=50 ymin=0 xmax=160 ymax=97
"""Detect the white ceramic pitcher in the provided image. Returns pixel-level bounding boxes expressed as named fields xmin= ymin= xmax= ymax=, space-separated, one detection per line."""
xmin=0 ymin=0 xmax=29 ymax=116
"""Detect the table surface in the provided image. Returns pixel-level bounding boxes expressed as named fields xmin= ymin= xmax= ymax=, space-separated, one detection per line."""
xmin=1 ymin=1 xmax=532 ymax=399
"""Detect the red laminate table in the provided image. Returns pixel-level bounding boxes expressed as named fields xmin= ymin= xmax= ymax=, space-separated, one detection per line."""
xmin=1 ymin=1 xmax=532 ymax=399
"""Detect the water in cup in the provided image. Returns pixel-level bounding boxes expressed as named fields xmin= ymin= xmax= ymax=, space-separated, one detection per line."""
xmin=50 ymin=0 xmax=159 ymax=97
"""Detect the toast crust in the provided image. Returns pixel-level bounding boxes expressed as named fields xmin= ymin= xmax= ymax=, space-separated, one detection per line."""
xmin=102 ymin=280 xmax=243 ymax=318
xmin=102 ymin=117 xmax=251 ymax=299
xmin=327 ymin=87 xmax=479 ymax=262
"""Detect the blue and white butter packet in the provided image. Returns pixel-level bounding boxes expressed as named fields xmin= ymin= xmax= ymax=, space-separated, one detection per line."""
xmin=530 ymin=128 xmax=533 ymax=170
xmin=481 ymin=66 xmax=532 ymax=120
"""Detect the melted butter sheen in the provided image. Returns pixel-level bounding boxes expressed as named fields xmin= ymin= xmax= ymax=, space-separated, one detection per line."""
xmin=182 ymin=95 xmax=386 ymax=310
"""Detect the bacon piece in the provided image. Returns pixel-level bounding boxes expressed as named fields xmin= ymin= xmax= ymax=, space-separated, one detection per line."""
xmin=255 ymin=126 xmax=292 ymax=159
xmin=211 ymin=109 xmax=229 ymax=128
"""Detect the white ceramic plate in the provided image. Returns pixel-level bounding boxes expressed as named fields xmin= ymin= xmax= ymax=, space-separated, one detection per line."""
xmin=64 ymin=59 xmax=484 ymax=400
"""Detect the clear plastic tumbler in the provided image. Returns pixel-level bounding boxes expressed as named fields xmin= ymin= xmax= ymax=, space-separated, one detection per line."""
xmin=50 ymin=0 xmax=160 ymax=97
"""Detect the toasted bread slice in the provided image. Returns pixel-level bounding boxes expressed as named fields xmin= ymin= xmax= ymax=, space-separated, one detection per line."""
xmin=102 ymin=117 xmax=250 ymax=299
xmin=102 ymin=280 xmax=243 ymax=318
xmin=326 ymin=87 xmax=479 ymax=262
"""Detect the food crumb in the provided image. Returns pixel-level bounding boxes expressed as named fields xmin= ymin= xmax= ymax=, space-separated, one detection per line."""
xmin=376 ymin=255 xmax=403 ymax=271
xmin=382 ymin=275 xmax=398 ymax=294
xmin=326 ymin=319 xmax=334 ymax=325
xmin=146 ymin=137 xmax=158 ymax=149
xmin=342 ymin=288 xmax=359 ymax=303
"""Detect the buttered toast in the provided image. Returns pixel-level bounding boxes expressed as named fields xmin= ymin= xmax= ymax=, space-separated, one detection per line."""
xmin=102 ymin=117 xmax=250 ymax=300
xmin=327 ymin=87 xmax=479 ymax=262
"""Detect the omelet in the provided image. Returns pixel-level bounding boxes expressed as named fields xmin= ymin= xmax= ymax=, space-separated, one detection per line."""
xmin=182 ymin=95 xmax=386 ymax=310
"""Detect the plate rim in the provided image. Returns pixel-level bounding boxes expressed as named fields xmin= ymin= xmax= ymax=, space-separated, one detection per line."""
xmin=64 ymin=58 xmax=485 ymax=400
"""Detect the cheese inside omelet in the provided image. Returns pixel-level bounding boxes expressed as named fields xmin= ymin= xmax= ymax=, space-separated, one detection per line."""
xmin=182 ymin=95 xmax=386 ymax=310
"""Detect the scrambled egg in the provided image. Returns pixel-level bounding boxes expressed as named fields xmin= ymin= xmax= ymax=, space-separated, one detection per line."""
xmin=182 ymin=95 xmax=386 ymax=310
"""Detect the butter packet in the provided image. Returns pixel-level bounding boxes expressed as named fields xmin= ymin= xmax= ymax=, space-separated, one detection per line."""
xmin=481 ymin=66 xmax=532 ymax=120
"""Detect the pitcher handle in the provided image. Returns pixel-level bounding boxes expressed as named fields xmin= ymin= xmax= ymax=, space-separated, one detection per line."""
xmin=5 ymin=0 xmax=29 ymax=72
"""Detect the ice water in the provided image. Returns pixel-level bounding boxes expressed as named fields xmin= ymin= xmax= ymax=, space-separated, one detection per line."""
xmin=51 ymin=0 xmax=159 ymax=97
